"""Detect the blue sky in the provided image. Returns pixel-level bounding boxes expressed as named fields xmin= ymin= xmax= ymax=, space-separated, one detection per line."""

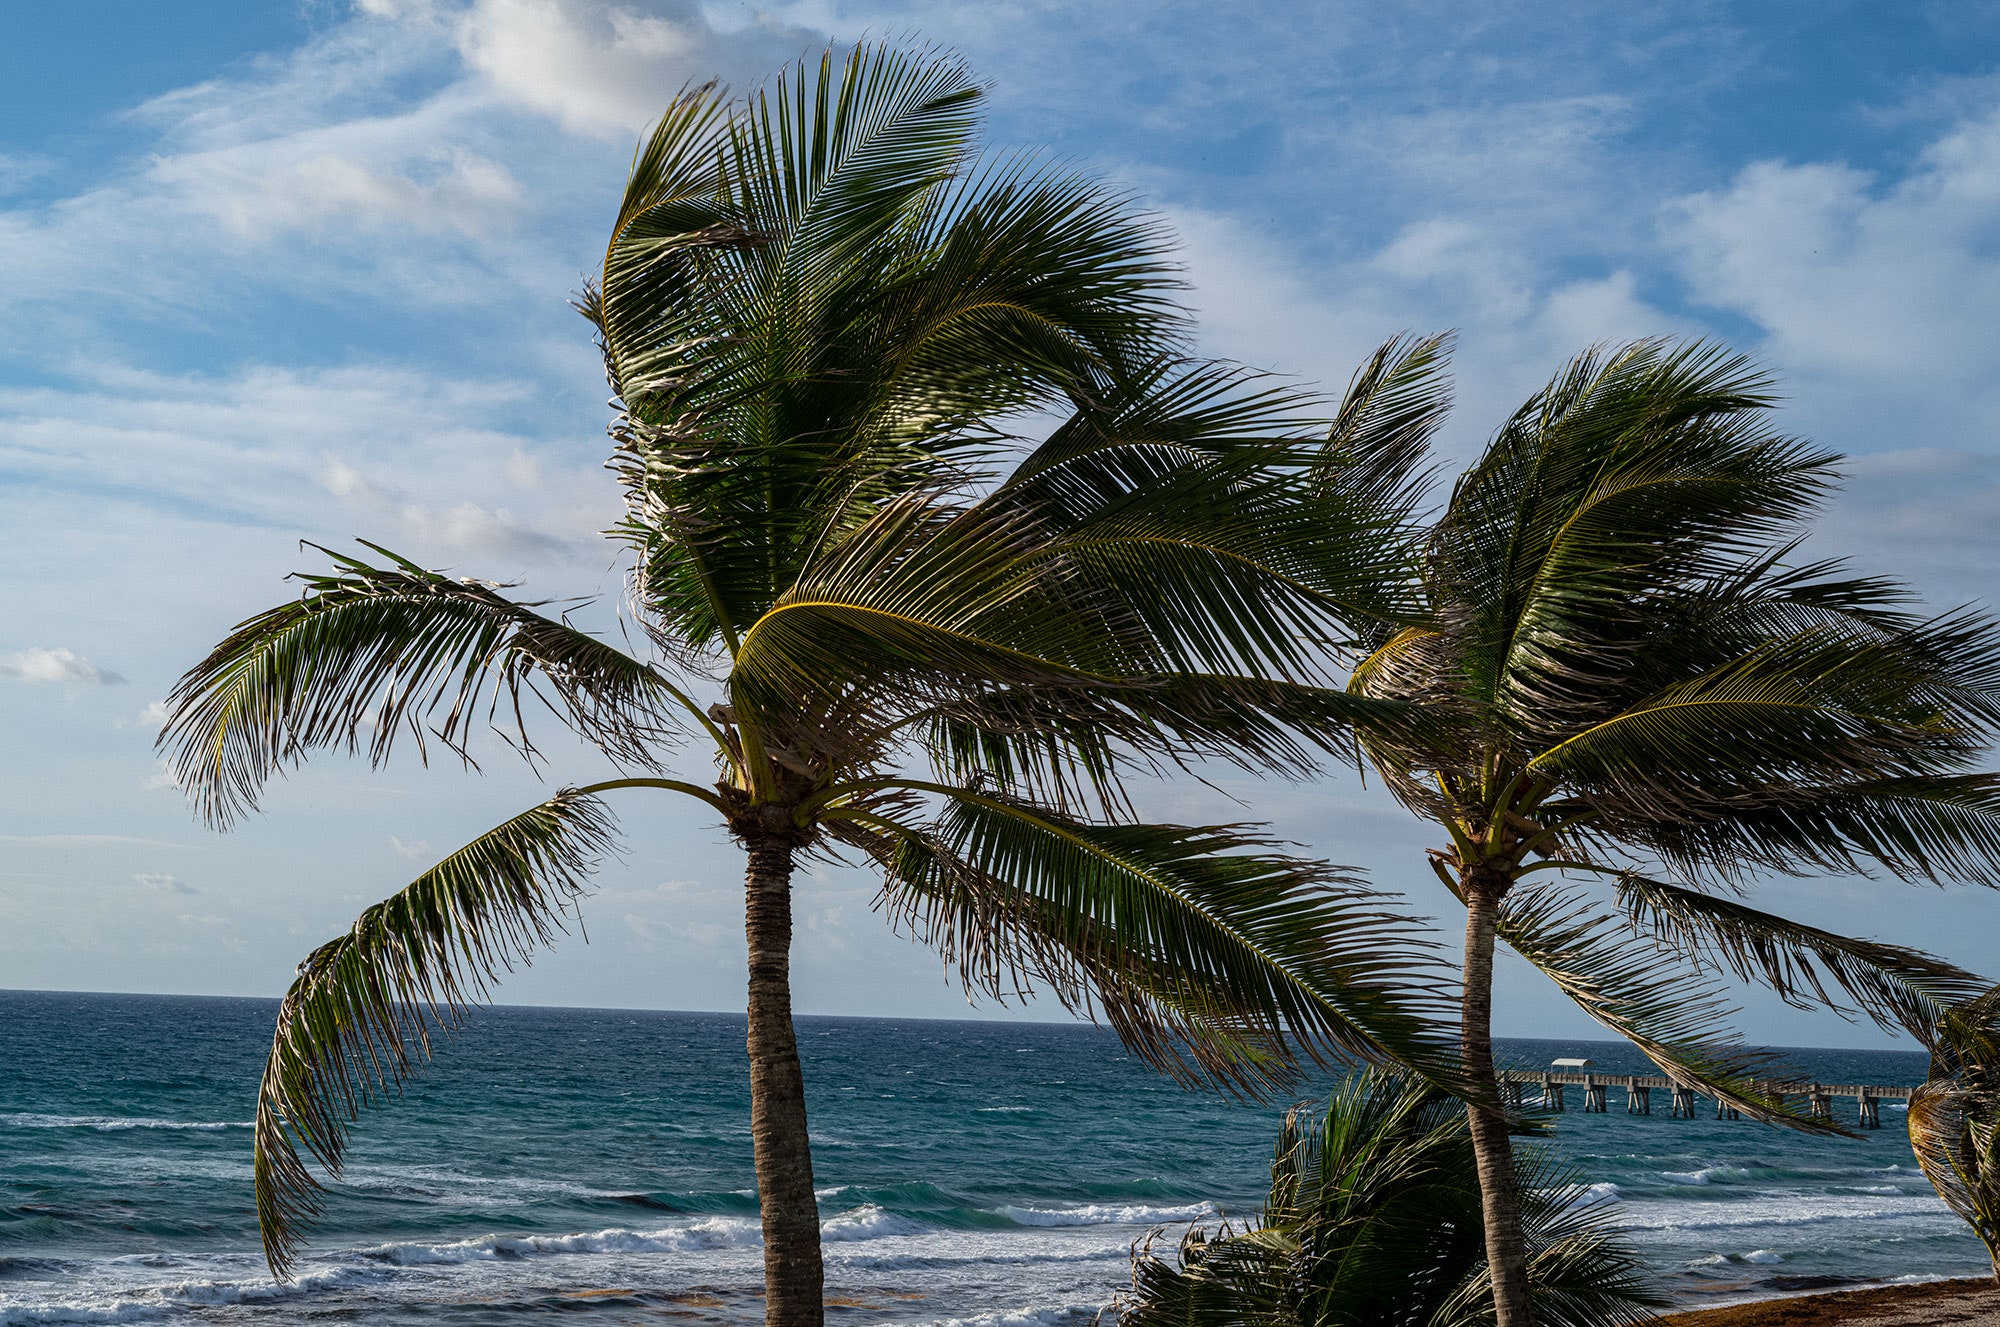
xmin=5 ymin=0 xmax=2000 ymax=1048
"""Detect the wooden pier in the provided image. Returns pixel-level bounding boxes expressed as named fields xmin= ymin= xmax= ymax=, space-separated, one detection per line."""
xmin=1500 ymin=1069 xmax=1913 ymax=1129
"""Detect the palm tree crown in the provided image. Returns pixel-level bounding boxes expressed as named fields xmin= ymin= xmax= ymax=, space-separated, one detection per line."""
xmin=159 ymin=46 xmax=1449 ymax=1326
xmin=1120 ymin=1071 xmax=1665 ymax=1327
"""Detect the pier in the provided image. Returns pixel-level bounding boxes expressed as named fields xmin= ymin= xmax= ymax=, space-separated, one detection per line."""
xmin=1500 ymin=1069 xmax=1912 ymax=1128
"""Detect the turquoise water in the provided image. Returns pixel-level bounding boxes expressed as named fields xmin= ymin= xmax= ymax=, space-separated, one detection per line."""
xmin=0 ymin=990 xmax=1989 ymax=1324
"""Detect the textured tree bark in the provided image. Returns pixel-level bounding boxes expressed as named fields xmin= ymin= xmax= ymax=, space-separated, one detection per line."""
xmin=744 ymin=836 xmax=823 ymax=1327
xmin=1461 ymin=874 xmax=1536 ymax=1327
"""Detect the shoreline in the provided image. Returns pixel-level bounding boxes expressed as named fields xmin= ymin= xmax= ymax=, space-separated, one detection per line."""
xmin=1659 ymin=1278 xmax=2000 ymax=1325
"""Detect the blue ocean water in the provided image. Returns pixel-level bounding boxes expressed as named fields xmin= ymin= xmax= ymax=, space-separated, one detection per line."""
xmin=0 ymin=990 xmax=1989 ymax=1325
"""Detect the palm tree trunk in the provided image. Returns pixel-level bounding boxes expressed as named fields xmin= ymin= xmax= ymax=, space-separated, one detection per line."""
xmin=744 ymin=835 xmax=823 ymax=1327
xmin=1461 ymin=872 xmax=1535 ymax=1327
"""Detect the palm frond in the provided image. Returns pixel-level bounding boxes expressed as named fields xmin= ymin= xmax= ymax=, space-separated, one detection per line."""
xmin=1316 ymin=331 xmax=1453 ymax=571
xmin=1527 ymin=620 xmax=1993 ymax=819
xmin=1430 ymin=339 xmax=1835 ymax=720
xmin=835 ymin=786 xmax=1456 ymax=1095
xmin=158 ymin=544 xmax=679 ymax=827
xmin=253 ymin=790 xmax=617 ymax=1278
xmin=1909 ymin=984 xmax=2000 ymax=1275
xmin=1496 ymin=885 xmax=1836 ymax=1131
xmin=920 ymin=673 xmax=1428 ymax=817
xmin=1614 ymin=872 xmax=1988 ymax=1044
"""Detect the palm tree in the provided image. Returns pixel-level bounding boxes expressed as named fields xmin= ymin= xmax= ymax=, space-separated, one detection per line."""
xmin=158 ymin=48 xmax=1450 ymax=1327
xmin=1120 ymin=1070 xmax=1664 ymax=1327
xmin=1911 ymin=983 xmax=2000 ymax=1279
xmin=1325 ymin=335 xmax=2000 ymax=1325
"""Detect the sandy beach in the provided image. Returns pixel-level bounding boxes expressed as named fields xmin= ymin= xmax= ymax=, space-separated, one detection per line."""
xmin=1659 ymin=1279 xmax=2000 ymax=1325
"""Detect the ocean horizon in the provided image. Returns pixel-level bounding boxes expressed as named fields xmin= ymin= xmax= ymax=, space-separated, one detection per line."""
xmin=1 ymin=988 xmax=1989 ymax=1325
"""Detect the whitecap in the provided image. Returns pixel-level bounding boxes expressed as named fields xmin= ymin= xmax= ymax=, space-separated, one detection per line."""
xmin=1658 ymin=1165 xmax=1754 ymax=1186
xmin=0 ymin=1113 xmax=248 ymax=1132
xmin=1741 ymin=1249 xmax=1783 ymax=1265
xmin=910 ymin=1305 xmax=1091 ymax=1327
xmin=977 ymin=1106 xmax=1035 ymax=1113
xmin=821 ymin=1205 xmax=928 ymax=1241
xmin=1579 ymin=1183 xmax=1622 ymax=1204
xmin=363 ymin=1218 xmax=762 ymax=1265
xmin=162 ymin=1265 xmax=381 ymax=1305
xmin=0 ymin=1304 xmax=168 ymax=1327
xmin=999 ymin=1201 xmax=1218 ymax=1227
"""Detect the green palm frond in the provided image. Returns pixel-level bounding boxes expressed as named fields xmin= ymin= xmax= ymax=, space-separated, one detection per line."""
xmin=253 ymin=790 xmax=617 ymax=1278
xmin=1909 ymin=984 xmax=2000 ymax=1276
xmin=920 ymin=674 xmax=1427 ymax=817
xmin=157 ymin=544 xmax=679 ymax=826
xmin=1120 ymin=1071 xmax=1664 ymax=1327
xmin=1430 ymin=340 xmax=1835 ymax=717
xmin=1315 ymin=333 xmax=1452 ymax=647
xmin=1613 ymin=873 xmax=1985 ymax=1044
xmin=1528 ymin=621 xmax=1994 ymax=816
xmin=1496 ymin=886 xmax=1835 ymax=1132
xmin=833 ymin=786 xmax=1455 ymax=1094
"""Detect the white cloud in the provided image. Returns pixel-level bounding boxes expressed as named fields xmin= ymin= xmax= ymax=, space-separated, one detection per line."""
xmin=1660 ymin=101 xmax=2000 ymax=609
xmin=446 ymin=0 xmax=825 ymax=136
xmin=0 ymin=647 xmax=123 ymax=686
xmin=154 ymin=143 xmax=524 ymax=242
xmin=0 ymin=363 xmax=615 ymax=570
xmin=0 ymin=151 xmax=52 ymax=197
xmin=1668 ymin=106 xmax=2000 ymax=386
xmin=136 ymin=873 xmax=198 ymax=895
xmin=390 ymin=835 xmax=435 ymax=860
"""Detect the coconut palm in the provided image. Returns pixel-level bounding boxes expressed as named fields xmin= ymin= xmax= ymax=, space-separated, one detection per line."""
xmin=1326 ymin=335 xmax=2000 ymax=1325
xmin=158 ymin=48 xmax=1452 ymax=1327
xmin=1911 ymin=983 xmax=2000 ymax=1279
xmin=1120 ymin=1070 xmax=1664 ymax=1327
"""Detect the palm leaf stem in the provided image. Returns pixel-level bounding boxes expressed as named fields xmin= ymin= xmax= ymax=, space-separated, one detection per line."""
xmin=580 ymin=776 xmax=733 ymax=816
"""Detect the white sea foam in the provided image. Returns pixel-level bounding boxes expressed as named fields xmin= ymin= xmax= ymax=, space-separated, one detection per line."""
xmin=364 ymin=1218 xmax=763 ymax=1265
xmin=0 ymin=1305 xmax=167 ymax=1327
xmin=360 ymin=1205 xmax=934 ymax=1267
xmin=1579 ymin=1183 xmax=1622 ymax=1204
xmin=910 ymin=1304 xmax=1092 ymax=1327
xmin=977 ymin=1106 xmax=1035 ymax=1113
xmin=822 ymin=1205 xmax=928 ymax=1241
xmin=1000 ymin=1201 xmax=1218 ymax=1227
xmin=161 ymin=1265 xmax=380 ymax=1305
xmin=1616 ymin=1193 xmax=1954 ymax=1234
xmin=0 ymin=1114 xmax=248 ymax=1132
xmin=1659 ymin=1166 xmax=1755 ymax=1186
xmin=1741 ymin=1249 xmax=1783 ymax=1265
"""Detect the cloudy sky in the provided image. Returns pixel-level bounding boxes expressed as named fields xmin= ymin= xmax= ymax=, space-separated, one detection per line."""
xmin=5 ymin=0 xmax=2000 ymax=1049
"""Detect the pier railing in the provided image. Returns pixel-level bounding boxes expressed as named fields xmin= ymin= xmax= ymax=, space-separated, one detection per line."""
xmin=1499 ymin=1070 xmax=1913 ymax=1128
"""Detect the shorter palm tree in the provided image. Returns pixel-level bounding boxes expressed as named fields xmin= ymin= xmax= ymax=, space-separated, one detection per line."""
xmin=1322 ymin=334 xmax=2000 ymax=1325
xmin=1119 ymin=1070 xmax=1665 ymax=1327
xmin=1911 ymin=983 xmax=2000 ymax=1279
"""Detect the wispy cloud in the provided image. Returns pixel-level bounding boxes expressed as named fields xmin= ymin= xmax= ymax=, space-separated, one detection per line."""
xmin=0 ymin=647 xmax=123 ymax=686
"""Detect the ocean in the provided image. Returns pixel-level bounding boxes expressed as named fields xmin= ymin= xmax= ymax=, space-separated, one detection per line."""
xmin=0 ymin=989 xmax=1989 ymax=1325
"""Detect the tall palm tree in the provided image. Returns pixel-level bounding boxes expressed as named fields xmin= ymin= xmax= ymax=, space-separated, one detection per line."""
xmin=1326 ymin=335 xmax=2000 ymax=1325
xmin=158 ymin=48 xmax=1449 ymax=1327
xmin=1911 ymin=982 xmax=2000 ymax=1279
xmin=1120 ymin=1070 xmax=1664 ymax=1327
